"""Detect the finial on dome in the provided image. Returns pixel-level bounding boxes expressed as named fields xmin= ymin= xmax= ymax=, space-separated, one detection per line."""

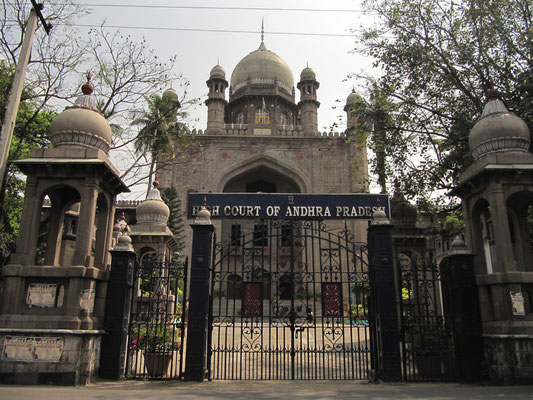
xmin=261 ymin=18 xmax=264 ymax=44
xmin=486 ymin=88 xmax=499 ymax=101
xmin=81 ymin=72 xmax=94 ymax=95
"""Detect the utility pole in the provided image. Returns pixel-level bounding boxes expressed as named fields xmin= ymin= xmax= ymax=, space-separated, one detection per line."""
xmin=0 ymin=2 xmax=50 ymax=209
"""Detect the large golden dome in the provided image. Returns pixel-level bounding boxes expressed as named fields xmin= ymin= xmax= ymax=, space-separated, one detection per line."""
xmin=230 ymin=42 xmax=294 ymax=92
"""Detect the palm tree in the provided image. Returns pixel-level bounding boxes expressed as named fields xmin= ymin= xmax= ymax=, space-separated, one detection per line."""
xmin=132 ymin=92 xmax=188 ymax=193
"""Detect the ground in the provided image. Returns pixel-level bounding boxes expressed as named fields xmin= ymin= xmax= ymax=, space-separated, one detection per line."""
xmin=1 ymin=381 xmax=532 ymax=400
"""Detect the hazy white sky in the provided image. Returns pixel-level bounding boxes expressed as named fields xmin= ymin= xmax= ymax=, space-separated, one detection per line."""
xmin=76 ymin=0 xmax=376 ymax=132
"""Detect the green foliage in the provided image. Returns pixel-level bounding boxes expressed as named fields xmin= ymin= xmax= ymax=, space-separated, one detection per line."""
xmin=443 ymin=208 xmax=465 ymax=238
xmin=358 ymin=0 xmax=533 ymax=203
xmin=0 ymin=64 xmax=55 ymax=266
xmin=347 ymin=83 xmax=397 ymax=193
xmin=161 ymin=186 xmax=186 ymax=255
xmin=136 ymin=321 xmax=179 ymax=353
xmin=132 ymin=93 xmax=190 ymax=190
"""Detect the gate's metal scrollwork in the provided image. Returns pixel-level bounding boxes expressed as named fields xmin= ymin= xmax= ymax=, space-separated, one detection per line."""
xmin=397 ymin=261 xmax=457 ymax=381
xmin=208 ymin=220 xmax=374 ymax=380
xmin=126 ymin=256 xmax=188 ymax=379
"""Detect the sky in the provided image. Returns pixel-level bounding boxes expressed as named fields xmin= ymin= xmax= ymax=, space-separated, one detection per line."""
xmin=74 ymin=0 xmax=377 ymax=133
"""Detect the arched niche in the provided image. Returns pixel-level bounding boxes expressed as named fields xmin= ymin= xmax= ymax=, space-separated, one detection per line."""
xmin=37 ymin=185 xmax=81 ymax=266
xmin=215 ymin=155 xmax=310 ymax=194
xmin=506 ymin=191 xmax=533 ymax=272
xmin=93 ymin=192 xmax=113 ymax=269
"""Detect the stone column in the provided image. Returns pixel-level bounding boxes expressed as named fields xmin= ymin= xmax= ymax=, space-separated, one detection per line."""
xmin=73 ymin=181 xmax=98 ymax=266
xmin=367 ymin=209 xmax=402 ymax=381
xmin=486 ymin=185 xmax=516 ymax=272
xmin=11 ymin=177 xmax=40 ymax=265
xmin=184 ymin=207 xmax=214 ymax=381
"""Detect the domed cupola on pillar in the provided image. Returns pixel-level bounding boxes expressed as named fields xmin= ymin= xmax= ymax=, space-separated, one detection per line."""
xmin=129 ymin=180 xmax=177 ymax=263
xmin=206 ymin=64 xmax=228 ymax=134
xmin=49 ymin=77 xmax=113 ymax=153
xmin=0 ymin=74 xmax=129 ymax=384
xmin=468 ymin=89 xmax=531 ymax=160
xmin=297 ymin=65 xmax=320 ymax=134
xmin=453 ymin=89 xmax=533 ymax=382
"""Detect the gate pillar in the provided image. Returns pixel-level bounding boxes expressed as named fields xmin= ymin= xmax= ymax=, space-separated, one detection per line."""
xmin=99 ymin=238 xmax=136 ymax=379
xmin=440 ymin=238 xmax=482 ymax=382
xmin=367 ymin=210 xmax=402 ymax=381
xmin=184 ymin=206 xmax=214 ymax=381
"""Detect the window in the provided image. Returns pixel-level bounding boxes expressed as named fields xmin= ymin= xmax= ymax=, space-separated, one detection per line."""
xmin=253 ymin=224 xmax=268 ymax=246
xmin=231 ymin=224 xmax=241 ymax=246
xmin=255 ymin=107 xmax=270 ymax=125
xmin=235 ymin=111 xmax=244 ymax=124
xmin=280 ymin=111 xmax=291 ymax=126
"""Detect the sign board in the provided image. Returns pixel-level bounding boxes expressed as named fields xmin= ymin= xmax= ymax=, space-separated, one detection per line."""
xmin=510 ymin=291 xmax=525 ymax=316
xmin=26 ymin=283 xmax=57 ymax=308
xmin=79 ymin=289 xmax=95 ymax=314
xmin=188 ymin=193 xmax=390 ymax=220
xmin=2 ymin=336 xmax=63 ymax=362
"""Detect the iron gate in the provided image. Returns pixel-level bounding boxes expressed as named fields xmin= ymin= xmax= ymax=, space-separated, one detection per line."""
xmin=207 ymin=220 xmax=375 ymax=380
xmin=126 ymin=256 xmax=188 ymax=379
xmin=397 ymin=260 xmax=457 ymax=381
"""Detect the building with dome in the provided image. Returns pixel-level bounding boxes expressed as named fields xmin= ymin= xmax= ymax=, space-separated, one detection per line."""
xmin=453 ymin=90 xmax=533 ymax=382
xmin=0 ymin=76 xmax=129 ymax=384
xmin=159 ymin=36 xmax=369 ymax=247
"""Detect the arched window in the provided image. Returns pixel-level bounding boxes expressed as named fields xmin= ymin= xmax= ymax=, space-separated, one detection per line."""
xmin=235 ymin=111 xmax=245 ymax=125
xmin=280 ymin=111 xmax=291 ymax=126
xmin=255 ymin=107 xmax=270 ymax=125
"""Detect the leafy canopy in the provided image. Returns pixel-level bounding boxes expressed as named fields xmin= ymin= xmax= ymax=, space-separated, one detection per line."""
xmin=358 ymin=0 xmax=533 ymax=203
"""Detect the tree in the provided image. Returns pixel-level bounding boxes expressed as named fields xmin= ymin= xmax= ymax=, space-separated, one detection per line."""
xmin=1 ymin=1 xmax=181 ymax=188
xmin=347 ymin=82 xmax=396 ymax=194
xmin=161 ymin=186 xmax=186 ymax=256
xmin=357 ymin=0 xmax=533 ymax=203
xmin=0 ymin=63 xmax=55 ymax=266
xmin=132 ymin=93 xmax=189 ymax=193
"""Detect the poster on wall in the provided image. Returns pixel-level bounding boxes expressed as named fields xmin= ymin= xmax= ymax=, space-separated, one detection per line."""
xmin=26 ymin=283 xmax=57 ymax=308
xmin=510 ymin=291 xmax=525 ymax=316
xmin=2 ymin=336 xmax=63 ymax=362
xmin=79 ymin=289 xmax=95 ymax=314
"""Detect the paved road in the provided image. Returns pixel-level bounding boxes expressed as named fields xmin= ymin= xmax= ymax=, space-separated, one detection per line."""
xmin=1 ymin=380 xmax=532 ymax=400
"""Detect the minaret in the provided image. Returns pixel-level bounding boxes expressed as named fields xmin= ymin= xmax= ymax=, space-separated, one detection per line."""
xmin=205 ymin=64 xmax=228 ymax=134
xmin=297 ymin=65 xmax=320 ymax=134
xmin=344 ymin=90 xmax=362 ymax=134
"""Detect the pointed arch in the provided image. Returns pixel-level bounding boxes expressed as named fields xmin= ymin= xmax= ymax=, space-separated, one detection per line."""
xmin=215 ymin=155 xmax=311 ymax=193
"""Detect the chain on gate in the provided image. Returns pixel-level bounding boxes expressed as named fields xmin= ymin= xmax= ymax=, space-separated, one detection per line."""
xmin=126 ymin=256 xmax=188 ymax=379
xmin=207 ymin=220 xmax=376 ymax=380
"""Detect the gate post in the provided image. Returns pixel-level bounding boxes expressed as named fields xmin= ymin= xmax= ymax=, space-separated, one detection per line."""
xmin=184 ymin=205 xmax=214 ymax=381
xmin=367 ymin=209 xmax=402 ymax=381
xmin=99 ymin=237 xmax=136 ymax=379
xmin=440 ymin=238 xmax=482 ymax=382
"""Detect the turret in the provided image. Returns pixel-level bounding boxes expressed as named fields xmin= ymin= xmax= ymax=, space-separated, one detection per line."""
xmin=344 ymin=90 xmax=363 ymax=133
xmin=297 ymin=66 xmax=320 ymax=134
xmin=205 ymin=64 xmax=228 ymax=134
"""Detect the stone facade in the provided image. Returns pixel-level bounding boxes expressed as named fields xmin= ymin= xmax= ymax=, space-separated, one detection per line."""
xmin=0 ymin=80 xmax=128 ymax=385
xmin=159 ymin=38 xmax=369 ymax=249
xmin=453 ymin=92 xmax=533 ymax=383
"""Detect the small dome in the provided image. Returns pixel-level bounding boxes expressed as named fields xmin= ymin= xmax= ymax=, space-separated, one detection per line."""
xmin=300 ymin=67 xmax=316 ymax=81
xmin=49 ymin=77 xmax=112 ymax=154
xmin=469 ymin=93 xmax=530 ymax=160
xmin=136 ymin=182 xmax=170 ymax=226
xmin=346 ymin=91 xmax=362 ymax=105
xmin=210 ymin=65 xmax=226 ymax=79
xmin=162 ymin=87 xmax=179 ymax=103
xmin=230 ymin=42 xmax=294 ymax=91
xmin=391 ymin=197 xmax=417 ymax=226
